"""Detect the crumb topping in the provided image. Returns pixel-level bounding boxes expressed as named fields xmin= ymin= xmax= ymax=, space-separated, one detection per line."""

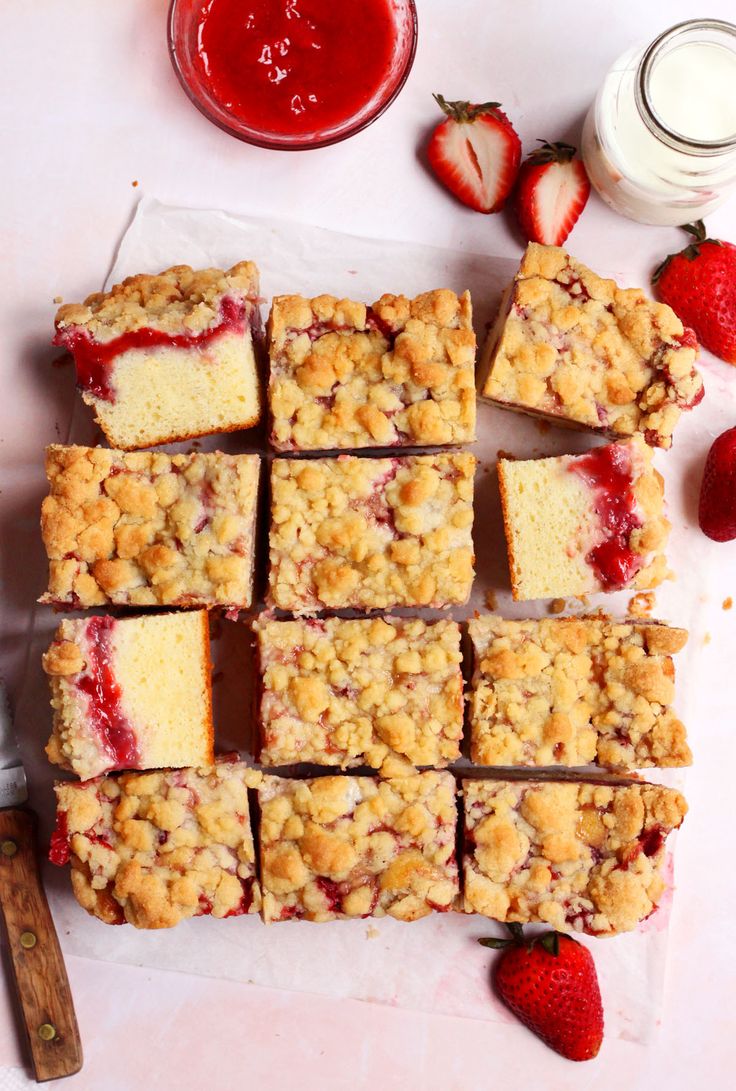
xmin=267 ymin=453 xmax=476 ymax=613
xmin=40 ymin=445 xmax=260 ymax=609
xmin=268 ymin=290 xmax=476 ymax=450
xmin=259 ymin=772 xmax=459 ymax=922
xmin=468 ymin=615 xmax=690 ymax=769
xmin=256 ymin=616 xmax=463 ymax=771
xmin=53 ymin=764 xmax=262 ymax=929
xmin=482 ymin=243 xmax=703 ymax=449
xmin=55 ymin=262 xmax=259 ymax=341
xmin=462 ymin=779 xmax=687 ymax=935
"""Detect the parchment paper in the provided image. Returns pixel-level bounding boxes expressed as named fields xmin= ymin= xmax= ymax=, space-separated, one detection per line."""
xmin=14 ymin=197 xmax=723 ymax=1044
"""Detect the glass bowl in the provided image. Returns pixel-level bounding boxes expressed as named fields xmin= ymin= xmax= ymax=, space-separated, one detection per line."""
xmin=167 ymin=0 xmax=418 ymax=151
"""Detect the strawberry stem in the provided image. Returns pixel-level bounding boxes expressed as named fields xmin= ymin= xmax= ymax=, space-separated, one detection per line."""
xmin=527 ymin=140 xmax=577 ymax=165
xmin=682 ymin=220 xmax=707 ymax=243
xmin=478 ymin=936 xmax=511 ymax=950
xmin=433 ymin=93 xmax=502 ymax=123
xmin=652 ymin=219 xmax=721 ymax=285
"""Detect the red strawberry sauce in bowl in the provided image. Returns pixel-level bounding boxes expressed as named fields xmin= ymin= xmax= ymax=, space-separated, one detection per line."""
xmin=168 ymin=0 xmax=418 ymax=150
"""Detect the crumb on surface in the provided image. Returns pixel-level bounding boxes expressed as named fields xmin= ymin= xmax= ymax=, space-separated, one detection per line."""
xmin=365 ymin=925 xmax=380 ymax=939
xmin=53 ymin=296 xmax=63 ymax=304
xmin=132 ymin=180 xmax=139 ymax=187
xmin=704 ymin=632 xmax=711 ymax=645
xmin=723 ymin=597 xmax=732 ymax=611
xmin=485 ymin=589 xmax=497 ymax=610
xmin=628 ymin=592 xmax=656 ymax=618
xmin=549 ymin=598 xmax=566 ymax=614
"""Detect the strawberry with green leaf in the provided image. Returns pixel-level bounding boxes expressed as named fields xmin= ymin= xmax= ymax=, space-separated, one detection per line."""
xmin=514 ymin=140 xmax=590 ymax=246
xmin=653 ymin=220 xmax=736 ymax=364
xmin=427 ymin=94 xmax=521 ymax=213
xmin=480 ymin=924 xmax=604 ymax=1062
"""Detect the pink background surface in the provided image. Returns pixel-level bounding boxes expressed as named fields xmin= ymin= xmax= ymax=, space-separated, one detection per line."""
xmin=2 ymin=1 xmax=736 ymax=1087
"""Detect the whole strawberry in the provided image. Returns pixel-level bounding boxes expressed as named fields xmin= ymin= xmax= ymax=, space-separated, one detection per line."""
xmin=699 ymin=426 xmax=736 ymax=541
xmin=514 ymin=140 xmax=591 ymax=246
xmin=653 ymin=221 xmax=736 ymax=364
xmin=480 ymin=925 xmax=603 ymax=1061
xmin=427 ymin=94 xmax=521 ymax=213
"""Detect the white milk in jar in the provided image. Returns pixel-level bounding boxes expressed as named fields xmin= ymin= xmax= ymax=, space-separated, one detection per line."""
xmin=582 ymin=19 xmax=736 ymax=225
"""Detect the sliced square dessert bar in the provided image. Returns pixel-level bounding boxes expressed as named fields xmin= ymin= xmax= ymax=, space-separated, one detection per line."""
xmin=479 ymin=243 xmax=703 ymax=449
xmin=462 ymin=779 xmax=686 ymax=936
xmin=43 ymin=611 xmax=214 ymax=780
xmin=468 ymin=615 xmax=691 ymax=769
xmin=268 ymin=452 xmax=476 ymax=614
xmin=53 ymin=263 xmax=262 ymax=449
xmin=255 ymin=616 xmax=463 ymax=772
xmin=50 ymin=763 xmax=262 ymax=928
xmin=268 ymin=290 xmax=476 ymax=451
xmin=40 ymin=445 xmax=260 ymax=610
xmin=497 ymin=437 xmax=670 ymax=601
xmin=258 ymin=772 xmax=459 ymax=922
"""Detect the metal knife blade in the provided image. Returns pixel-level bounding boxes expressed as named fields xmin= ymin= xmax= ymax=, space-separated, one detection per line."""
xmin=0 ymin=683 xmax=82 ymax=1080
xmin=0 ymin=687 xmax=28 ymax=809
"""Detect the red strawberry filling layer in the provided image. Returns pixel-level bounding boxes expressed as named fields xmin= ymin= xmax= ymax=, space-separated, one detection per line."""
xmin=54 ymin=295 xmax=250 ymax=402
xmin=48 ymin=809 xmax=71 ymax=866
xmin=76 ymin=616 xmax=141 ymax=770
xmin=569 ymin=444 xmax=643 ymax=590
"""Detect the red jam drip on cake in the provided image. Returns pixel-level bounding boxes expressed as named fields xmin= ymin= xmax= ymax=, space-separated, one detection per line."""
xmin=569 ymin=444 xmax=643 ymax=590
xmin=76 ymin=616 xmax=141 ymax=769
xmin=192 ymin=0 xmax=397 ymax=137
xmin=48 ymin=810 xmax=71 ymax=866
xmin=53 ymin=295 xmax=248 ymax=402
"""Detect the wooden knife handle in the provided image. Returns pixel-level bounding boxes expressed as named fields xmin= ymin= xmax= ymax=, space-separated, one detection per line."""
xmin=0 ymin=808 xmax=83 ymax=1082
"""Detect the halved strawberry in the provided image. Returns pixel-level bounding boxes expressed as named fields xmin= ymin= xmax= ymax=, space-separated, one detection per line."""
xmin=427 ymin=94 xmax=521 ymax=213
xmin=514 ymin=140 xmax=591 ymax=246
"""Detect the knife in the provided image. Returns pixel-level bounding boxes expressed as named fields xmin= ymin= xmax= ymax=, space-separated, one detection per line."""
xmin=0 ymin=687 xmax=82 ymax=1081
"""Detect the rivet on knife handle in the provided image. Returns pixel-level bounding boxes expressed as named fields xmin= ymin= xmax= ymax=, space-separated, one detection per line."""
xmin=0 ymin=808 xmax=83 ymax=1081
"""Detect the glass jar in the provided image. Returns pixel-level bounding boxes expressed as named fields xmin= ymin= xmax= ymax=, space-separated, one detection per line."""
xmin=582 ymin=19 xmax=736 ymax=225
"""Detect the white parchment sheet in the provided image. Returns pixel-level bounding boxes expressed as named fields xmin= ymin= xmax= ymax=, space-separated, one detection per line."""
xmin=15 ymin=197 xmax=731 ymax=1044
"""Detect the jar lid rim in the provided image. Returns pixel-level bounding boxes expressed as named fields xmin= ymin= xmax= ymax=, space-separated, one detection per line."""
xmin=636 ymin=18 xmax=736 ymax=154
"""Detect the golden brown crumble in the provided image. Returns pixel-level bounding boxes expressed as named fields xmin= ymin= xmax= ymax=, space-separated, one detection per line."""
xmin=462 ymin=779 xmax=686 ymax=935
xmin=55 ymin=262 xmax=259 ymax=340
xmin=259 ymin=773 xmax=459 ymax=922
xmin=54 ymin=764 xmax=262 ymax=929
xmin=40 ymin=445 xmax=260 ymax=609
xmin=481 ymin=243 xmax=703 ymax=449
xmin=267 ymin=453 xmax=476 ymax=614
xmin=468 ymin=615 xmax=690 ymax=769
xmin=268 ymin=290 xmax=476 ymax=450
xmin=255 ymin=616 xmax=463 ymax=770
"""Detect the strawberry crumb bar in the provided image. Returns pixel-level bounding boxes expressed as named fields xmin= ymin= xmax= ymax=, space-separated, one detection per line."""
xmin=255 ymin=616 xmax=463 ymax=772
xmin=268 ymin=290 xmax=476 ymax=451
xmin=53 ymin=263 xmax=262 ymax=450
xmin=268 ymin=453 xmax=476 ymax=614
xmin=468 ymin=615 xmax=691 ymax=769
xmin=40 ymin=445 xmax=260 ymax=610
xmin=258 ymin=772 xmax=459 ymax=922
xmin=498 ymin=437 xmax=670 ymax=601
xmin=50 ymin=763 xmax=262 ymax=929
xmin=479 ymin=243 xmax=703 ymax=449
xmin=462 ymin=779 xmax=686 ymax=935
xmin=43 ymin=612 xmax=214 ymax=780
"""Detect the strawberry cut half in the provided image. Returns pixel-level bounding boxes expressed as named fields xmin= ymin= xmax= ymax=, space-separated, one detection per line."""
xmin=427 ymin=94 xmax=521 ymax=213
xmin=515 ymin=140 xmax=591 ymax=246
